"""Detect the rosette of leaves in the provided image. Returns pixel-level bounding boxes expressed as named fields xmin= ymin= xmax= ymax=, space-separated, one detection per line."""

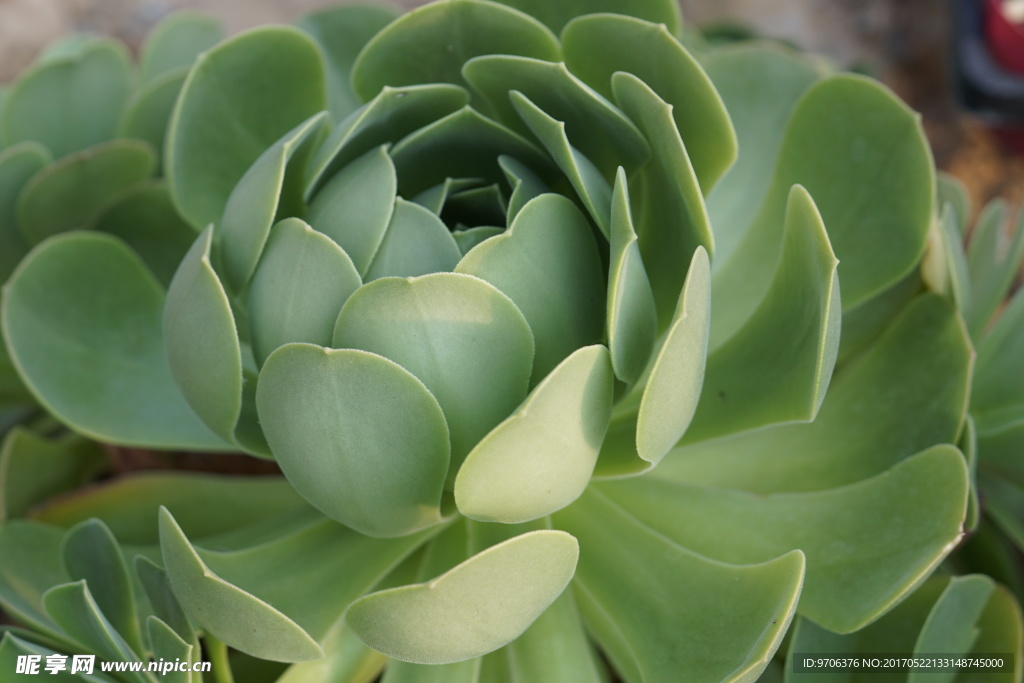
xmin=0 ymin=1 xmax=995 ymax=680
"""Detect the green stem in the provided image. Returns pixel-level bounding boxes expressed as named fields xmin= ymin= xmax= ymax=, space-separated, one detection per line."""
xmin=205 ymin=635 xmax=234 ymax=683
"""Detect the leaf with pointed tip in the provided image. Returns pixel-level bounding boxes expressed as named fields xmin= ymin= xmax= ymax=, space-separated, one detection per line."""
xmin=452 ymin=226 xmax=502 ymax=254
xmin=146 ymin=617 xmax=194 ymax=683
xmin=974 ymin=287 xmax=1024 ymax=418
xmin=912 ymin=576 xmax=994 ymax=681
xmin=62 ymin=519 xmax=142 ymax=655
xmin=0 ymin=429 xmax=105 ymax=522
xmin=711 ymin=75 xmax=934 ymax=348
xmin=455 ymin=193 xmax=604 ymax=382
xmin=967 ymin=200 xmax=1024 ymax=336
xmin=510 ymin=93 xmax=611 ymax=236
xmin=365 ymin=199 xmax=462 ymax=281
xmin=17 ymin=139 xmax=155 ymax=244
xmin=562 ymin=13 xmax=735 ymax=192
xmin=43 ymin=581 xmax=142 ymax=668
xmin=937 ymin=171 xmax=970 ymax=234
xmin=119 ymin=67 xmax=188 ymax=167
xmin=2 ymin=40 xmax=132 ymax=158
xmin=606 ymin=167 xmax=656 ymax=385
xmin=334 ymin=273 xmax=534 ymax=479
xmin=0 ymin=521 xmax=69 ymax=638
xmin=463 ymin=55 xmax=649 ymax=177
xmin=257 ymin=344 xmax=449 ymax=537
xmin=3 ymin=232 xmax=228 ymax=449
xmin=701 ymin=45 xmax=820 ymax=266
xmin=158 ymin=508 xmax=323 ymax=662
xmin=658 ymin=294 xmax=971 ymax=493
xmin=455 ymin=345 xmax=612 ymax=523
xmin=602 ymin=446 xmax=968 ymax=633
xmin=685 ymin=186 xmax=839 ymax=443
xmin=139 ymin=12 xmax=221 ymax=85
xmin=498 ymin=155 xmax=547 ymax=222
xmin=351 ymin=0 xmax=560 ymax=101
xmin=556 ymin=491 xmax=804 ymax=683
xmin=390 ymin=106 xmax=551 ymax=197
xmin=305 ymin=84 xmax=469 ymax=199
xmin=33 ymin=473 xmax=309 ymax=546
xmin=248 ymin=218 xmax=362 ymax=365
xmin=297 ymin=5 xmax=399 ymax=120
xmin=347 ymin=530 xmax=578 ymax=665
xmin=135 ymin=557 xmax=194 ymax=644
xmin=167 ymin=26 xmax=326 ymax=229
xmin=612 ymin=72 xmax=714 ymax=330
xmin=0 ymin=142 xmax=49 ymax=281
xmin=968 ymin=585 xmax=1024 ymax=681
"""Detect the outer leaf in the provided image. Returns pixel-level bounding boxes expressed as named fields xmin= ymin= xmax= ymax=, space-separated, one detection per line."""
xmin=455 ymin=193 xmax=605 ymax=382
xmin=249 ymin=218 xmax=362 ymax=365
xmin=556 ymin=491 xmax=804 ymax=683
xmin=364 ymin=198 xmax=463 ymax=281
xmin=491 ymin=0 xmax=680 ymax=34
xmin=333 ymin=273 xmax=534 ymax=479
xmin=17 ymin=139 xmax=155 ymax=244
xmin=158 ymin=508 xmax=324 ymax=662
xmin=455 ymin=345 xmax=613 ymax=523
xmin=2 ymin=40 xmax=132 ymax=158
xmin=0 ymin=142 xmax=50 ymax=282
xmin=351 ymin=0 xmax=560 ymax=101
xmin=257 ymin=344 xmax=449 ymax=538
xmin=146 ymin=617 xmax=194 ymax=683
xmin=43 ymin=581 xmax=142 ymax=672
xmin=562 ymin=13 xmax=735 ymax=191
xmin=346 ymin=530 xmax=579 ymax=664
xmin=2 ymin=232 xmax=227 ymax=449
xmin=0 ymin=521 xmax=69 ymax=638
xmin=167 ymin=26 xmax=326 ymax=229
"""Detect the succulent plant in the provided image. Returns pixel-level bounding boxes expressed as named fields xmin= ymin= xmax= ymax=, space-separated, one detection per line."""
xmin=0 ymin=1 xmax=1020 ymax=682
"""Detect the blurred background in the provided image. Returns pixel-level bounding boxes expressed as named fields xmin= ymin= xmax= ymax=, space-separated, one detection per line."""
xmin=0 ymin=0 xmax=1018 ymax=219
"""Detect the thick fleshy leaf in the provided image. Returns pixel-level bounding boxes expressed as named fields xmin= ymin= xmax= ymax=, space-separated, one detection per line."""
xmin=455 ymin=345 xmax=613 ymax=523
xmin=1 ymin=40 xmax=132 ymax=158
xmin=492 ymin=0 xmax=680 ymax=34
xmin=601 ymin=446 xmax=968 ymax=633
xmin=452 ymin=226 xmax=502 ymax=254
xmin=711 ymin=74 xmax=934 ymax=348
xmin=351 ymin=0 xmax=560 ymax=101
xmin=966 ymin=200 xmax=1024 ymax=336
xmin=306 ymin=145 xmax=397 ymax=276
xmin=499 ymin=155 xmax=548 ymax=222
xmin=17 ymin=139 xmax=155 ymax=244
xmin=974 ymin=287 xmax=1024 ymax=418
xmin=702 ymin=45 xmax=820 ymax=266
xmin=0 ymin=521 xmax=68 ymax=637
xmin=32 ymin=472 xmax=309 ymax=545
xmin=147 ymin=617 xmax=194 ymax=683
xmin=43 ymin=581 xmax=142 ymax=668
xmin=279 ymin=620 xmax=387 ymax=683
xmin=658 ymin=294 xmax=971 ymax=492
xmin=606 ymin=168 xmax=657 ymax=385
xmin=163 ymin=227 xmax=245 ymax=447
xmin=139 ymin=11 xmax=222 ymax=85
xmin=504 ymin=589 xmax=603 ymax=683
xmin=365 ymin=199 xmax=462 ymax=281
xmin=412 ymin=177 xmax=482 ymax=215
xmin=248 ymin=218 xmax=362 ymax=365
xmin=937 ymin=171 xmax=971 ymax=233
xmin=0 ymin=142 xmax=49 ymax=282
xmin=257 ymin=344 xmax=449 ymax=537
xmin=455 ymin=193 xmax=604 ymax=382
xmin=463 ymin=55 xmax=649 ymax=177
xmin=158 ymin=508 xmax=324 ymax=662
xmin=922 ymin=204 xmax=971 ymax=312
xmin=562 ymin=13 xmax=735 ymax=191
xmin=835 ymin=270 xmax=923 ymax=367
xmin=346 ymin=530 xmax=578 ymax=664
xmin=305 ymin=84 xmax=469 ymax=199
xmin=684 ymin=186 xmax=840 ymax=443
xmin=167 ymin=26 xmax=326 ymax=229
xmin=119 ymin=67 xmax=188 ymax=167
xmin=611 ymin=72 xmax=715 ymax=329
xmin=334 ymin=273 xmax=534 ymax=478
xmin=0 ymin=429 xmax=105 ymax=522
xmin=2 ymin=232 xmax=227 ymax=449
xmin=135 ymin=557 xmax=194 ymax=644
xmin=297 ymin=5 xmax=399 ymax=120
xmin=556 ymin=491 xmax=804 ymax=683
xmin=390 ymin=106 xmax=551 ymax=197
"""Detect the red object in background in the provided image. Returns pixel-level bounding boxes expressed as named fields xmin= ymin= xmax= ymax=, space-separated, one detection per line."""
xmin=986 ymin=0 xmax=1024 ymax=74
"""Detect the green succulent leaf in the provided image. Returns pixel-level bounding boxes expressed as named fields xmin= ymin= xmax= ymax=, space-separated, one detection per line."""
xmin=139 ymin=11 xmax=222 ymax=85
xmin=17 ymin=139 xmax=156 ymax=244
xmin=556 ymin=491 xmax=804 ymax=683
xmin=498 ymin=155 xmax=548 ymax=222
xmin=119 ymin=67 xmax=189 ymax=168
xmin=43 ymin=581 xmax=142 ymax=670
xmin=455 ymin=344 xmax=613 ymax=523
xmin=135 ymin=557 xmax=195 ymax=644
xmin=455 ymin=193 xmax=605 ymax=382
xmin=346 ymin=529 xmax=579 ymax=665
xmin=937 ymin=171 xmax=971 ymax=234
xmin=0 ymin=521 xmax=69 ymax=639
xmin=365 ymin=198 xmax=463 ymax=281
xmin=452 ymin=226 xmax=502 ymax=254
xmin=493 ymin=0 xmax=680 ymax=34
xmin=684 ymin=185 xmax=840 ymax=443
xmin=351 ymin=0 xmax=560 ymax=101
xmin=966 ymin=199 xmax=1024 ymax=336
xmin=922 ymin=205 xmax=971 ymax=312
xmin=297 ymin=5 xmax=399 ymax=121
xmin=158 ymin=507 xmax=324 ymax=663
xmin=974 ymin=286 xmax=1024 ymax=420
xmin=602 ymin=445 xmax=968 ymax=633
xmin=167 ymin=25 xmax=326 ymax=229
xmin=562 ymin=13 xmax=735 ymax=192
xmin=2 ymin=232 xmax=227 ymax=449
xmin=503 ymin=589 xmax=603 ymax=683
xmin=257 ymin=344 xmax=449 ymax=537
xmin=333 ymin=273 xmax=535 ymax=479
xmin=146 ymin=616 xmax=194 ymax=683
xmin=2 ymin=39 xmax=132 ymax=158
xmin=0 ymin=142 xmax=50 ymax=281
